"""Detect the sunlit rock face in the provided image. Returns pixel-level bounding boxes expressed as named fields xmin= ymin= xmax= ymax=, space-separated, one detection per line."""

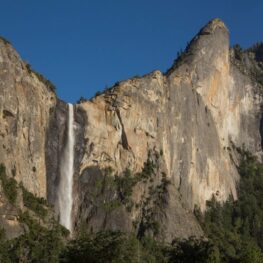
xmin=0 ymin=39 xmax=56 ymax=197
xmin=0 ymin=18 xmax=262 ymax=241
xmin=72 ymin=19 xmax=263 ymax=240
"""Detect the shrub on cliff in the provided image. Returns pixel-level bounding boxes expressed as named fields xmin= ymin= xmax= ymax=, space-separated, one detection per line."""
xmin=0 ymin=164 xmax=17 ymax=205
xmin=0 ymin=36 xmax=11 ymax=45
xmin=25 ymin=63 xmax=56 ymax=93
xmin=21 ymin=184 xmax=48 ymax=218
xmin=0 ymin=211 xmax=68 ymax=263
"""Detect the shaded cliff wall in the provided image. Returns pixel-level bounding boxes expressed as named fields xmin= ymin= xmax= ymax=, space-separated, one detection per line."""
xmin=45 ymin=101 xmax=86 ymax=218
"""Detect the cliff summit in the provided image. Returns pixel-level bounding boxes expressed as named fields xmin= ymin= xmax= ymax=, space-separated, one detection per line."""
xmin=0 ymin=19 xmax=262 ymax=242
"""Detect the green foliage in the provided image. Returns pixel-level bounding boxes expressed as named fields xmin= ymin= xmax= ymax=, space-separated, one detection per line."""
xmin=166 ymin=237 xmax=220 ymax=263
xmin=0 ymin=211 xmax=69 ymax=263
xmin=102 ymin=199 xmax=122 ymax=213
xmin=61 ymin=231 xmax=133 ymax=263
xmin=21 ymin=184 xmax=48 ymax=218
xmin=0 ymin=228 xmax=5 ymax=241
xmin=86 ymin=168 xmax=123 ymax=215
xmin=132 ymin=150 xmax=170 ymax=238
xmin=0 ymin=164 xmax=18 ymax=205
xmin=137 ymin=172 xmax=170 ymax=239
xmin=60 ymin=232 xmax=222 ymax=263
xmin=160 ymin=149 xmax=164 ymax=156
xmin=139 ymin=236 xmax=168 ymax=263
xmin=137 ymin=206 xmax=160 ymax=239
xmin=233 ymin=44 xmax=243 ymax=60
xmin=232 ymin=43 xmax=263 ymax=86
xmin=197 ymin=149 xmax=263 ymax=262
xmin=2 ymin=148 xmax=263 ymax=262
xmin=26 ymin=63 xmax=56 ymax=93
xmin=60 ymin=231 xmax=168 ymax=263
xmin=154 ymin=174 xmax=170 ymax=205
xmin=137 ymin=151 xmax=156 ymax=180
xmin=95 ymin=149 xmax=165 ymax=216
xmin=0 ymin=163 xmax=49 ymax=217
xmin=166 ymin=46 xmax=190 ymax=74
xmin=115 ymin=168 xmax=136 ymax=205
xmin=176 ymin=49 xmax=186 ymax=61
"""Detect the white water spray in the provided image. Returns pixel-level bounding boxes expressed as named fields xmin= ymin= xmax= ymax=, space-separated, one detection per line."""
xmin=58 ymin=103 xmax=75 ymax=232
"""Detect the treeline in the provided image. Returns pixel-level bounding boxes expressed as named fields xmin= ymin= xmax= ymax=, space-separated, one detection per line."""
xmin=195 ymin=149 xmax=263 ymax=262
xmin=0 ymin=226 xmax=216 ymax=263
xmin=1 ymin=148 xmax=263 ymax=262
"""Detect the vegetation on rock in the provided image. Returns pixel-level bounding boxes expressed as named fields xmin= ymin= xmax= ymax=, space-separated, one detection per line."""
xmin=232 ymin=44 xmax=263 ymax=86
xmin=25 ymin=63 xmax=56 ymax=93
xmin=0 ymin=164 xmax=18 ymax=205
xmin=21 ymin=183 xmax=48 ymax=218
xmin=1 ymin=147 xmax=263 ymax=262
xmin=194 ymin=149 xmax=263 ymax=262
xmin=0 ymin=212 xmax=68 ymax=263
xmin=0 ymin=36 xmax=11 ymax=45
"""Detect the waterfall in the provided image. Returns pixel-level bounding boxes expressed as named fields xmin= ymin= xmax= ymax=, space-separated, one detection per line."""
xmin=58 ymin=103 xmax=75 ymax=232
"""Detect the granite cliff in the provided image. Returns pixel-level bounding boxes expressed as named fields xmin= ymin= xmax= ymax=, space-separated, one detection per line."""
xmin=0 ymin=19 xmax=262 ymax=242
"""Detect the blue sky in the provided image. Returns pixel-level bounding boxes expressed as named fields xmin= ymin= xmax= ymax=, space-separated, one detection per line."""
xmin=0 ymin=1 xmax=262 ymax=103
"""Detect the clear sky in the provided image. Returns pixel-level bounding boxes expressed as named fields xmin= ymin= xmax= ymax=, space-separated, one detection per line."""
xmin=0 ymin=0 xmax=262 ymax=103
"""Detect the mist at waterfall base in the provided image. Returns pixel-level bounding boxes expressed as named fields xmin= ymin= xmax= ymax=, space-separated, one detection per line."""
xmin=58 ymin=103 xmax=75 ymax=232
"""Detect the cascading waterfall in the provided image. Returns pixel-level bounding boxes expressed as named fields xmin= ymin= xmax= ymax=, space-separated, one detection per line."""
xmin=58 ymin=103 xmax=75 ymax=232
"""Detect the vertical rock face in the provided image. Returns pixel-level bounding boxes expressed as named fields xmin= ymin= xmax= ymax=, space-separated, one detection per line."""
xmin=0 ymin=19 xmax=262 ymax=241
xmin=0 ymin=39 xmax=56 ymax=197
xmin=45 ymin=100 xmax=85 ymax=218
xmin=71 ymin=19 xmax=263 ymax=240
xmin=45 ymin=99 xmax=68 ymax=207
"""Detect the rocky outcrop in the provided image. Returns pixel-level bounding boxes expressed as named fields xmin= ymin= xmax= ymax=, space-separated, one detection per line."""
xmin=0 ymin=39 xmax=56 ymax=197
xmin=0 ymin=19 xmax=262 ymax=241
xmin=72 ymin=19 xmax=263 ymax=240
